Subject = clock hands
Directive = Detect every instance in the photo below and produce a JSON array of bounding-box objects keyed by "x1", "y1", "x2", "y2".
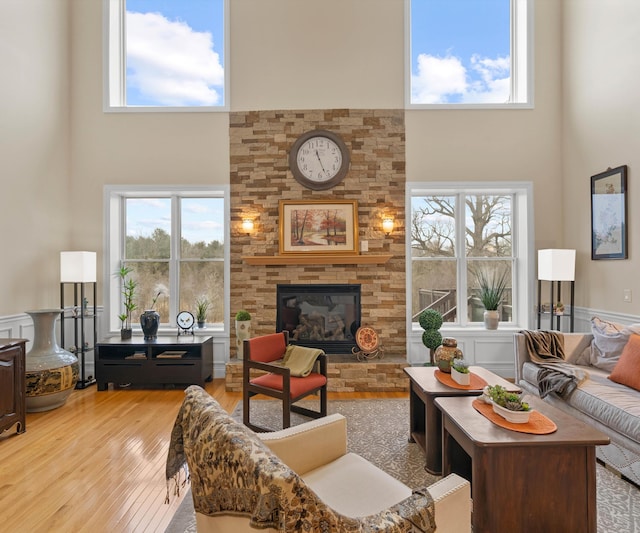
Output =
[{"x1": 315, "y1": 150, "x2": 329, "y2": 176}]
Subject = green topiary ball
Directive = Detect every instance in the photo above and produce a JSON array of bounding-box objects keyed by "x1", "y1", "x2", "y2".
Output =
[
  {"x1": 422, "y1": 329, "x2": 443, "y2": 351},
  {"x1": 419, "y1": 309, "x2": 443, "y2": 331}
]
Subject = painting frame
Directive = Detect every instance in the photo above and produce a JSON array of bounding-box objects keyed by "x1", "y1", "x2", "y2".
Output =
[
  {"x1": 591, "y1": 165, "x2": 628, "y2": 260},
  {"x1": 279, "y1": 199, "x2": 359, "y2": 255}
]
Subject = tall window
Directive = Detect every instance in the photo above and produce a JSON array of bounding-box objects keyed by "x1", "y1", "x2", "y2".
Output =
[
  {"x1": 105, "y1": 0, "x2": 227, "y2": 110},
  {"x1": 409, "y1": 183, "x2": 532, "y2": 327},
  {"x1": 407, "y1": 0, "x2": 532, "y2": 107},
  {"x1": 106, "y1": 187, "x2": 229, "y2": 333}
]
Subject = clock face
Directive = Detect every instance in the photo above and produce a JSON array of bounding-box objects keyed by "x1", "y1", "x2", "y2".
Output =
[
  {"x1": 289, "y1": 130, "x2": 350, "y2": 190},
  {"x1": 177, "y1": 311, "x2": 194, "y2": 330}
]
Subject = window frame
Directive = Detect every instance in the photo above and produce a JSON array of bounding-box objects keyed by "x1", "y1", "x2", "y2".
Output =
[
  {"x1": 406, "y1": 181, "x2": 534, "y2": 332},
  {"x1": 102, "y1": 0, "x2": 230, "y2": 112},
  {"x1": 104, "y1": 185, "x2": 230, "y2": 337},
  {"x1": 404, "y1": 0, "x2": 534, "y2": 109}
]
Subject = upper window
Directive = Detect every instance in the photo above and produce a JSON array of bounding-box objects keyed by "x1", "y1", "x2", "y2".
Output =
[
  {"x1": 105, "y1": 0, "x2": 227, "y2": 110},
  {"x1": 105, "y1": 186, "x2": 229, "y2": 334},
  {"x1": 407, "y1": 0, "x2": 532, "y2": 108},
  {"x1": 408, "y1": 183, "x2": 533, "y2": 327}
]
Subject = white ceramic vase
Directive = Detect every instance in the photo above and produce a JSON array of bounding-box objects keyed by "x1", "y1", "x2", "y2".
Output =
[
  {"x1": 25, "y1": 309, "x2": 79, "y2": 412},
  {"x1": 451, "y1": 367, "x2": 471, "y2": 386},
  {"x1": 235, "y1": 319, "x2": 252, "y2": 358},
  {"x1": 483, "y1": 310, "x2": 499, "y2": 330},
  {"x1": 492, "y1": 402, "x2": 533, "y2": 424}
]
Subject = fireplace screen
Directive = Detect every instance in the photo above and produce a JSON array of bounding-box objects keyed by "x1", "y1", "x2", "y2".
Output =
[{"x1": 276, "y1": 284, "x2": 361, "y2": 354}]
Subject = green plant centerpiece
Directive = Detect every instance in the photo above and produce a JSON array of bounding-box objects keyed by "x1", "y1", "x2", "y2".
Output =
[
  {"x1": 116, "y1": 265, "x2": 137, "y2": 339},
  {"x1": 485, "y1": 384, "x2": 533, "y2": 424},
  {"x1": 235, "y1": 310, "x2": 252, "y2": 359},
  {"x1": 418, "y1": 308, "x2": 443, "y2": 366},
  {"x1": 195, "y1": 296, "x2": 210, "y2": 327},
  {"x1": 475, "y1": 268, "x2": 509, "y2": 330},
  {"x1": 450, "y1": 357, "x2": 470, "y2": 385}
]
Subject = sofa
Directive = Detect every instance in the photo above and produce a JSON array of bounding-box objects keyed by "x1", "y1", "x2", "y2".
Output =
[
  {"x1": 167, "y1": 385, "x2": 471, "y2": 532},
  {"x1": 515, "y1": 322, "x2": 640, "y2": 486}
]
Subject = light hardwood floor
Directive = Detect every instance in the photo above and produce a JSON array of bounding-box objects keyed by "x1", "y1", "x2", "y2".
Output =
[{"x1": 0, "y1": 380, "x2": 407, "y2": 533}]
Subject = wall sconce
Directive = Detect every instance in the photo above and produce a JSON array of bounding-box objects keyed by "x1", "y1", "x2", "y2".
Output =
[
  {"x1": 242, "y1": 218, "x2": 254, "y2": 236},
  {"x1": 382, "y1": 217, "x2": 394, "y2": 236}
]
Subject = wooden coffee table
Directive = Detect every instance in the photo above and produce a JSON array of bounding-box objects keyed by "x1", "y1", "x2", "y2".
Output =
[
  {"x1": 404, "y1": 365, "x2": 519, "y2": 474},
  {"x1": 435, "y1": 395, "x2": 610, "y2": 533}
]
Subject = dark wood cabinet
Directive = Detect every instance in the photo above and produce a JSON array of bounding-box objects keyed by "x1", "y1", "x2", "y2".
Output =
[
  {"x1": 95, "y1": 336, "x2": 213, "y2": 390},
  {"x1": 0, "y1": 339, "x2": 27, "y2": 435}
]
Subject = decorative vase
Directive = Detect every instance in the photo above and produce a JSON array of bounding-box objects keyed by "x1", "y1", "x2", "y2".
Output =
[
  {"x1": 434, "y1": 337, "x2": 462, "y2": 373},
  {"x1": 140, "y1": 310, "x2": 160, "y2": 340},
  {"x1": 483, "y1": 310, "x2": 499, "y2": 330},
  {"x1": 492, "y1": 402, "x2": 533, "y2": 424},
  {"x1": 121, "y1": 328, "x2": 132, "y2": 340},
  {"x1": 197, "y1": 321, "x2": 205, "y2": 329},
  {"x1": 235, "y1": 319, "x2": 251, "y2": 359},
  {"x1": 451, "y1": 367, "x2": 471, "y2": 386},
  {"x1": 25, "y1": 309, "x2": 79, "y2": 412}
]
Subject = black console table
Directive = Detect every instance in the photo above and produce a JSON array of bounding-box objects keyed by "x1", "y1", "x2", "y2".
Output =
[{"x1": 95, "y1": 336, "x2": 213, "y2": 390}]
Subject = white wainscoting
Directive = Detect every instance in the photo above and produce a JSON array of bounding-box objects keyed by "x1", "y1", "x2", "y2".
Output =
[{"x1": 0, "y1": 309, "x2": 231, "y2": 381}]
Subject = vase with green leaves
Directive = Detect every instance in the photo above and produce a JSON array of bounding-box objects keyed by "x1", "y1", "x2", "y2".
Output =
[
  {"x1": 475, "y1": 268, "x2": 509, "y2": 330},
  {"x1": 116, "y1": 265, "x2": 137, "y2": 339},
  {"x1": 195, "y1": 296, "x2": 210, "y2": 328}
]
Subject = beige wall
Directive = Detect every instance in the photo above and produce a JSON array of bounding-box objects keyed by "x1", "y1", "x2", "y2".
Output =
[
  {"x1": 0, "y1": 0, "x2": 71, "y2": 315},
  {"x1": 563, "y1": 0, "x2": 640, "y2": 313},
  {"x1": 7, "y1": 0, "x2": 634, "y2": 321}
]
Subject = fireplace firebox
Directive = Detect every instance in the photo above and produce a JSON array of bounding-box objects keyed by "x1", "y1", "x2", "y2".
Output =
[{"x1": 276, "y1": 284, "x2": 361, "y2": 354}]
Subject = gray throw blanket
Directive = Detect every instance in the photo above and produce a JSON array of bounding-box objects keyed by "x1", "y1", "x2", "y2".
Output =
[{"x1": 519, "y1": 330, "x2": 588, "y2": 399}]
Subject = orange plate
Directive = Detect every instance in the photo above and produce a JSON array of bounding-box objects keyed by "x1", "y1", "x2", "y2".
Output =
[
  {"x1": 472, "y1": 398, "x2": 558, "y2": 434},
  {"x1": 434, "y1": 368, "x2": 488, "y2": 390}
]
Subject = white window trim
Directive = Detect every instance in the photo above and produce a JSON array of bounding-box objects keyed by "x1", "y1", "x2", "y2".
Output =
[
  {"x1": 102, "y1": 0, "x2": 230, "y2": 113},
  {"x1": 405, "y1": 181, "x2": 535, "y2": 334},
  {"x1": 404, "y1": 0, "x2": 535, "y2": 110},
  {"x1": 103, "y1": 184, "x2": 230, "y2": 338}
]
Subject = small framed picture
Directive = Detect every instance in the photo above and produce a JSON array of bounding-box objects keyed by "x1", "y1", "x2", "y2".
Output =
[
  {"x1": 591, "y1": 165, "x2": 628, "y2": 260},
  {"x1": 278, "y1": 200, "x2": 359, "y2": 255}
]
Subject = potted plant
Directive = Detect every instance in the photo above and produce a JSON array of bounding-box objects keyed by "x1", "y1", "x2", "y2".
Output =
[
  {"x1": 554, "y1": 301, "x2": 565, "y2": 315},
  {"x1": 485, "y1": 384, "x2": 533, "y2": 423},
  {"x1": 475, "y1": 268, "x2": 509, "y2": 330},
  {"x1": 235, "y1": 310, "x2": 252, "y2": 358},
  {"x1": 418, "y1": 308, "x2": 443, "y2": 366},
  {"x1": 451, "y1": 358, "x2": 470, "y2": 385},
  {"x1": 195, "y1": 296, "x2": 210, "y2": 328},
  {"x1": 116, "y1": 265, "x2": 137, "y2": 339}
]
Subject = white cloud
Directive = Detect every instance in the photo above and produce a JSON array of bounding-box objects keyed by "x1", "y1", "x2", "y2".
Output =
[
  {"x1": 411, "y1": 53, "x2": 510, "y2": 104},
  {"x1": 126, "y1": 12, "x2": 224, "y2": 106}
]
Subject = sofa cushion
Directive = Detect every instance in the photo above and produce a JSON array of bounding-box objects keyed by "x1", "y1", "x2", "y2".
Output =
[
  {"x1": 302, "y1": 452, "x2": 412, "y2": 518},
  {"x1": 590, "y1": 317, "x2": 631, "y2": 371},
  {"x1": 609, "y1": 334, "x2": 640, "y2": 392}
]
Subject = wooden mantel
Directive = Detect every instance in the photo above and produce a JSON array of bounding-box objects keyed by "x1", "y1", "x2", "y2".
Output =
[{"x1": 242, "y1": 254, "x2": 393, "y2": 266}]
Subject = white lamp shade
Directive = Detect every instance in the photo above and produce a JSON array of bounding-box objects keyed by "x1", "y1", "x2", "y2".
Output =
[
  {"x1": 60, "y1": 251, "x2": 97, "y2": 282},
  {"x1": 538, "y1": 249, "x2": 576, "y2": 281}
]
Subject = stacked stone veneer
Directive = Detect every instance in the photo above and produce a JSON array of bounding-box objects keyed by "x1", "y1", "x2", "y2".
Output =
[
  {"x1": 229, "y1": 109, "x2": 406, "y2": 392},
  {"x1": 225, "y1": 360, "x2": 410, "y2": 393}
]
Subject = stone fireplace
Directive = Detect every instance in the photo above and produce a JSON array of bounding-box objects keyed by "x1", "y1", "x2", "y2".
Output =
[{"x1": 276, "y1": 284, "x2": 361, "y2": 354}]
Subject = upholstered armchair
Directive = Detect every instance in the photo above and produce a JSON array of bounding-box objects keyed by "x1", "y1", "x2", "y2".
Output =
[
  {"x1": 167, "y1": 386, "x2": 472, "y2": 533},
  {"x1": 243, "y1": 331, "x2": 327, "y2": 432}
]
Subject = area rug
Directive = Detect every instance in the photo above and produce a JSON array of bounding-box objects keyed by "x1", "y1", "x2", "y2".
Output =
[{"x1": 165, "y1": 399, "x2": 640, "y2": 533}]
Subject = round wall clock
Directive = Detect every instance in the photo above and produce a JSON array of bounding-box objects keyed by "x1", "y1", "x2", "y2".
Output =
[{"x1": 289, "y1": 129, "x2": 350, "y2": 190}]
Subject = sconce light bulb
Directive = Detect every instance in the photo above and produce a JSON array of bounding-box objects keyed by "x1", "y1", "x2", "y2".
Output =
[
  {"x1": 382, "y1": 217, "x2": 394, "y2": 235},
  {"x1": 242, "y1": 218, "x2": 254, "y2": 235}
]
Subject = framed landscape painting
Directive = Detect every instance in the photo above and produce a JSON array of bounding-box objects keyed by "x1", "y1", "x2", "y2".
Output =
[
  {"x1": 279, "y1": 200, "x2": 359, "y2": 255},
  {"x1": 591, "y1": 165, "x2": 628, "y2": 260}
]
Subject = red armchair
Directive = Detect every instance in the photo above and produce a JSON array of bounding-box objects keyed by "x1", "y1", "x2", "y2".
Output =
[{"x1": 243, "y1": 331, "x2": 327, "y2": 432}]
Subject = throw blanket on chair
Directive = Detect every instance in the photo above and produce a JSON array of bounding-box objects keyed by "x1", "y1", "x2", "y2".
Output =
[
  {"x1": 166, "y1": 385, "x2": 436, "y2": 533},
  {"x1": 519, "y1": 330, "x2": 588, "y2": 399},
  {"x1": 282, "y1": 344, "x2": 324, "y2": 377}
]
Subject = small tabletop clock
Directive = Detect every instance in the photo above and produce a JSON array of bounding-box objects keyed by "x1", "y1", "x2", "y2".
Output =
[
  {"x1": 289, "y1": 129, "x2": 350, "y2": 190},
  {"x1": 177, "y1": 311, "x2": 195, "y2": 336},
  {"x1": 352, "y1": 326, "x2": 385, "y2": 361}
]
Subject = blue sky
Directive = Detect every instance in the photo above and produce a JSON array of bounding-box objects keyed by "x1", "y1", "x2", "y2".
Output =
[
  {"x1": 411, "y1": 0, "x2": 511, "y2": 104},
  {"x1": 126, "y1": 198, "x2": 225, "y2": 245},
  {"x1": 125, "y1": 0, "x2": 224, "y2": 106}
]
